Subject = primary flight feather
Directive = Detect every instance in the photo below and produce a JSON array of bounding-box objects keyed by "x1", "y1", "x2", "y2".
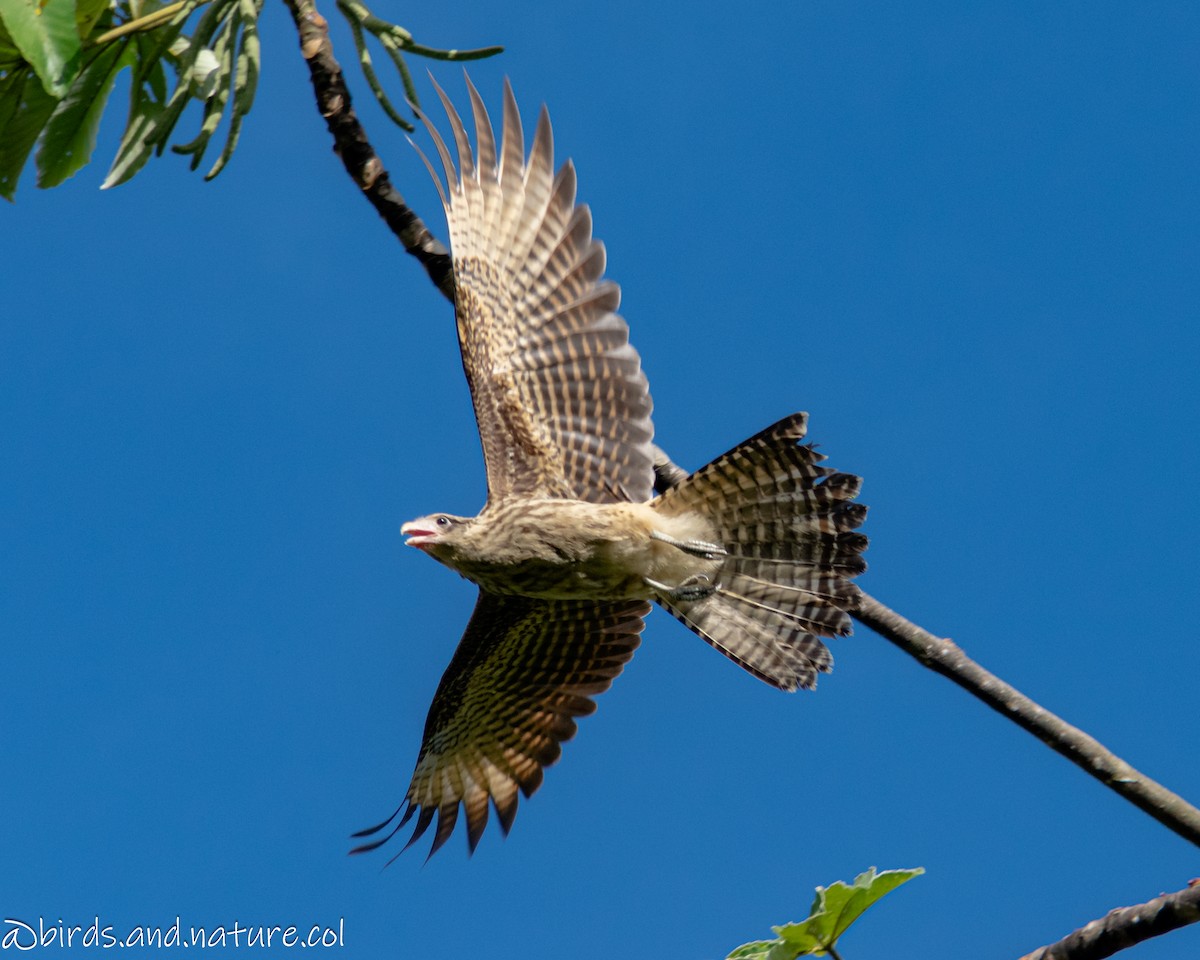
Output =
[{"x1": 352, "y1": 76, "x2": 868, "y2": 861}]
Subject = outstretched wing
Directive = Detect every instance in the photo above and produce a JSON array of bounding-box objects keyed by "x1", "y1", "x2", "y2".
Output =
[
  {"x1": 417, "y1": 76, "x2": 655, "y2": 504},
  {"x1": 352, "y1": 591, "x2": 649, "y2": 859}
]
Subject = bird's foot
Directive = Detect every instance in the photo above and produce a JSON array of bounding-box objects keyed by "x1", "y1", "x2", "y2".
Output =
[
  {"x1": 649, "y1": 530, "x2": 727, "y2": 560},
  {"x1": 645, "y1": 574, "x2": 716, "y2": 602}
]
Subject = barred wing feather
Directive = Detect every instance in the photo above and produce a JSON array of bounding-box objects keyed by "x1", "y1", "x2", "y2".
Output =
[
  {"x1": 352, "y1": 592, "x2": 648, "y2": 859},
  {"x1": 417, "y1": 77, "x2": 656, "y2": 505}
]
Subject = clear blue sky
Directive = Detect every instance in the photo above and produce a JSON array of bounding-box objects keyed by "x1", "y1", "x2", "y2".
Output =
[{"x1": 4, "y1": 2, "x2": 1199, "y2": 957}]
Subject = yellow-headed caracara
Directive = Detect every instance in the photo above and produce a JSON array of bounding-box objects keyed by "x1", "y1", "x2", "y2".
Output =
[{"x1": 352, "y1": 77, "x2": 867, "y2": 860}]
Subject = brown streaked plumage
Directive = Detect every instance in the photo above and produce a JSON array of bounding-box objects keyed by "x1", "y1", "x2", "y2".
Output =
[{"x1": 352, "y1": 77, "x2": 868, "y2": 861}]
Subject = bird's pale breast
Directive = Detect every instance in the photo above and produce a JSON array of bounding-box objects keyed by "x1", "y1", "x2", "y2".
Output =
[{"x1": 445, "y1": 499, "x2": 718, "y2": 601}]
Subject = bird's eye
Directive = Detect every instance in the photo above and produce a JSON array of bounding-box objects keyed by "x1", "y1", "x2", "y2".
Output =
[{"x1": 436, "y1": 516, "x2": 451, "y2": 527}]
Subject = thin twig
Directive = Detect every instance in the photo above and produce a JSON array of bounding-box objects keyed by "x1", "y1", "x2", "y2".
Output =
[
  {"x1": 279, "y1": 0, "x2": 454, "y2": 301},
  {"x1": 90, "y1": 0, "x2": 212, "y2": 46},
  {"x1": 337, "y1": 0, "x2": 502, "y2": 62},
  {"x1": 1017, "y1": 881, "x2": 1200, "y2": 960}
]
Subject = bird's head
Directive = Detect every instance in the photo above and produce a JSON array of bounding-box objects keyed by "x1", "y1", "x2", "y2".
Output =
[{"x1": 400, "y1": 513, "x2": 473, "y2": 561}]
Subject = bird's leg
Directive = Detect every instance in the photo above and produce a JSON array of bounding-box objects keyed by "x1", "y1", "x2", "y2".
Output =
[
  {"x1": 652, "y1": 445, "x2": 690, "y2": 494},
  {"x1": 649, "y1": 529, "x2": 727, "y2": 561},
  {"x1": 645, "y1": 574, "x2": 716, "y2": 602}
]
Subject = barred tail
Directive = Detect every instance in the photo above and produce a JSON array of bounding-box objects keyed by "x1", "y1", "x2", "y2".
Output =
[{"x1": 651, "y1": 413, "x2": 867, "y2": 692}]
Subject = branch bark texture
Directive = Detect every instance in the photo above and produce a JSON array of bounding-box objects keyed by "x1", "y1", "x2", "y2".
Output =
[
  {"x1": 1018, "y1": 881, "x2": 1200, "y2": 960},
  {"x1": 280, "y1": 0, "x2": 454, "y2": 302},
  {"x1": 853, "y1": 594, "x2": 1200, "y2": 849}
]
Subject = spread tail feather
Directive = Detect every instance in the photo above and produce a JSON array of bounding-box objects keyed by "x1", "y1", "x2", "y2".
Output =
[{"x1": 652, "y1": 413, "x2": 867, "y2": 691}]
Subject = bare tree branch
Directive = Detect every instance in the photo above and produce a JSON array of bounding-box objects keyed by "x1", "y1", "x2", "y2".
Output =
[
  {"x1": 655, "y1": 448, "x2": 1200, "y2": 850},
  {"x1": 280, "y1": 0, "x2": 454, "y2": 302},
  {"x1": 1018, "y1": 881, "x2": 1200, "y2": 960},
  {"x1": 853, "y1": 593, "x2": 1200, "y2": 849}
]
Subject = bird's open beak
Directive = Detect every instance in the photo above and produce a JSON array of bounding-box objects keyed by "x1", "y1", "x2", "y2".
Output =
[{"x1": 401, "y1": 521, "x2": 437, "y2": 548}]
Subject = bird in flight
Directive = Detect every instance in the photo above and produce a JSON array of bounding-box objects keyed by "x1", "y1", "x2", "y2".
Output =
[{"x1": 352, "y1": 76, "x2": 867, "y2": 861}]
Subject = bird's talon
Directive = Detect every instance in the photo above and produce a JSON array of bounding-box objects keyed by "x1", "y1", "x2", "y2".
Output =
[
  {"x1": 649, "y1": 530, "x2": 727, "y2": 560},
  {"x1": 645, "y1": 574, "x2": 716, "y2": 602}
]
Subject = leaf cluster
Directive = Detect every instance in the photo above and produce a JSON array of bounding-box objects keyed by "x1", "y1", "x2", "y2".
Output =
[
  {"x1": 725, "y1": 867, "x2": 924, "y2": 959},
  {"x1": 335, "y1": 0, "x2": 501, "y2": 132},
  {"x1": 0, "y1": 0, "x2": 501, "y2": 198},
  {"x1": 0, "y1": 0, "x2": 259, "y2": 196}
]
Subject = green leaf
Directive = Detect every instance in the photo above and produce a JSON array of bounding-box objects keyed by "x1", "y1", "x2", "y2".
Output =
[
  {"x1": 169, "y1": 8, "x2": 236, "y2": 167},
  {"x1": 0, "y1": 67, "x2": 59, "y2": 199},
  {"x1": 100, "y1": 0, "x2": 226, "y2": 189},
  {"x1": 144, "y1": 51, "x2": 167, "y2": 101},
  {"x1": 0, "y1": 21, "x2": 25, "y2": 69},
  {"x1": 136, "y1": 0, "x2": 238, "y2": 162},
  {"x1": 0, "y1": 0, "x2": 82, "y2": 96},
  {"x1": 189, "y1": 43, "x2": 220, "y2": 97},
  {"x1": 134, "y1": 1, "x2": 198, "y2": 88},
  {"x1": 74, "y1": 0, "x2": 109, "y2": 35},
  {"x1": 725, "y1": 942, "x2": 774, "y2": 960},
  {"x1": 775, "y1": 866, "x2": 924, "y2": 952},
  {"x1": 1, "y1": 0, "x2": 106, "y2": 73},
  {"x1": 37, "y1": 41, "x2": 132, "y2": 187},
  {"x1": 101, "y1": 77, "x2": 165, "y2": 189},
  {"x1": 203, "y1": 0, "x2": 256, "y2": 179},
  {"x1": 0, "y1": 57, "x2": 25, "y2": 130},
  {"x1": 725, "y1": 867, "x2": 924, "y2": 960}
]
